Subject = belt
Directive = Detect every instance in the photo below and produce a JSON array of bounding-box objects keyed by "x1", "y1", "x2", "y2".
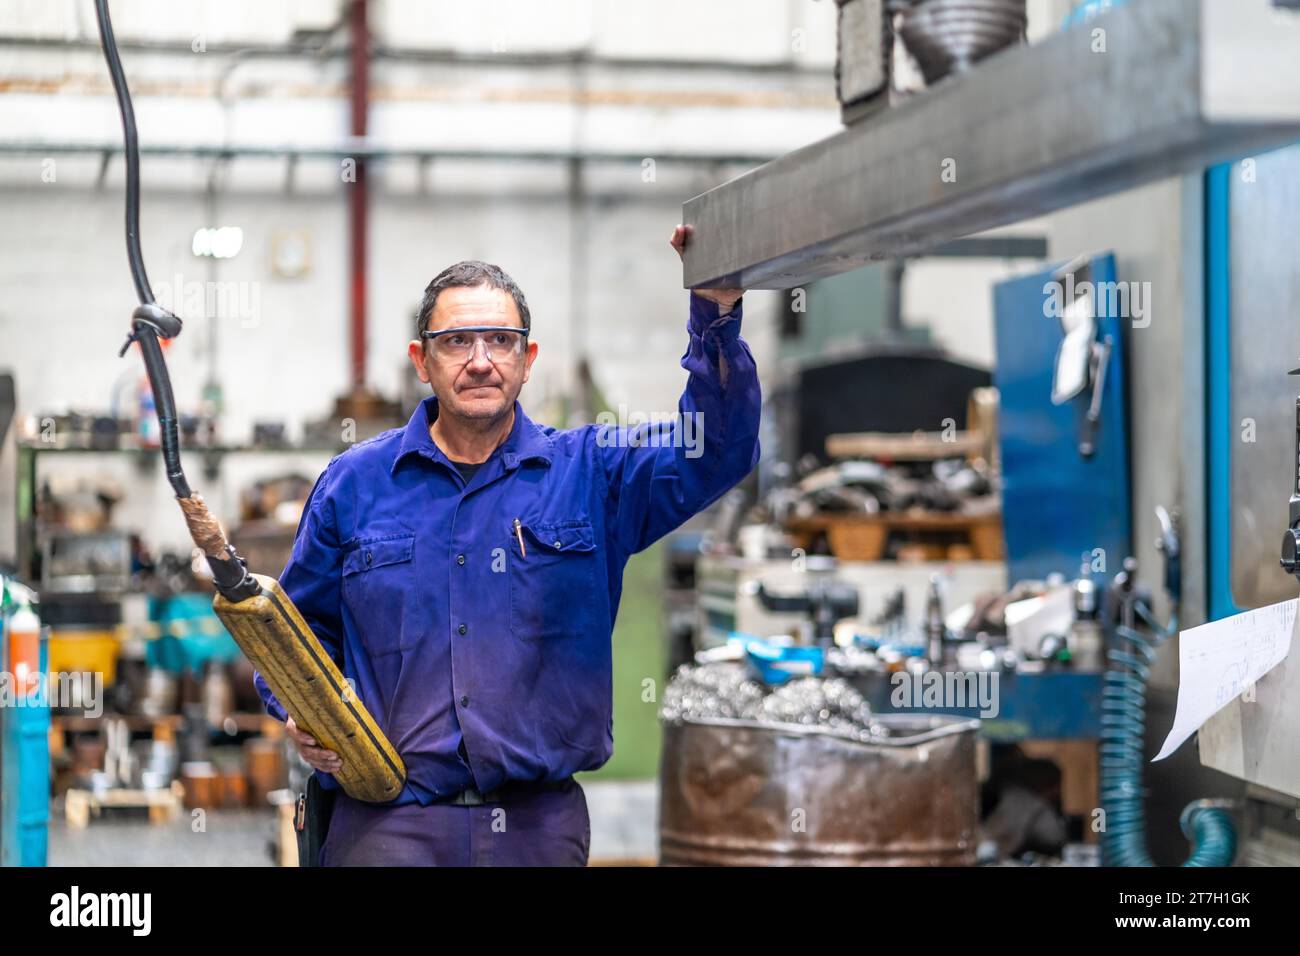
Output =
[{"x1": 441, "y1": 777, "x2": 574, "y2": 807}]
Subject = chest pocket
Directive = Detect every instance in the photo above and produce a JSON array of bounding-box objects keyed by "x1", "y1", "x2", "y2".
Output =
[
  {"x1": 508, "y1": 519, "x2": 601, "y2": 641},
  {"x1": 342, "y1": 532, "x2": 417, "y2": 656}
]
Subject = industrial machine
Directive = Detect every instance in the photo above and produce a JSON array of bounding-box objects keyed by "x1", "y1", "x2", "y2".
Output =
[
  {"x1": 695, "y1": 554, "x2": 1006, "y2": 651},
  {"x1": 834, "y1": 0, "x2": 1028, "y2": 125},
  {"x1": 682, "y1": 0, "x2": 1300, "y2": 865},
  {"x1": 1192, "y1": 148, "x2": 1300, "y2": 863},
  {"x1": 1198, "y1": 374, "x2": 1300, "y2": 807}
]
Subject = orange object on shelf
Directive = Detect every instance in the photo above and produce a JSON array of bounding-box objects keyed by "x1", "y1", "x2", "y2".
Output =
[
  {"x1": 784, "y1": 510, "x2": 1005, "y2": 563},
  {"x1": 7, "y1": 604, "x2": 42, "y2": 698}
]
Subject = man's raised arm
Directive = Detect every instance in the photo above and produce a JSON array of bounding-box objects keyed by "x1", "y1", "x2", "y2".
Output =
[{"x1": 598, "y1": 226, "x2": 760, "y2": 557}]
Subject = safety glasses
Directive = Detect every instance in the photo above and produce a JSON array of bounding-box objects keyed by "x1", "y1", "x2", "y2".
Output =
[{"x1": 420, "y1": 325, "x2": 529, "y2": 363}]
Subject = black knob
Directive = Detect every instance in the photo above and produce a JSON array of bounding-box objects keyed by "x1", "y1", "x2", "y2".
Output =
[{"x1": 1281, "y1": 528, "x2": 1300, "y2": 575}]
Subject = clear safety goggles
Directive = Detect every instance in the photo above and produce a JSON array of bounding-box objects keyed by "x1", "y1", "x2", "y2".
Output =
[{"x1": 420, "y1": 325, "x2": 529, "y2": 363}]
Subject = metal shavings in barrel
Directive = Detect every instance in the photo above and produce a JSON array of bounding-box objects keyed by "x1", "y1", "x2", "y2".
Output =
[{"x1": 660, "y1": 661, "x2": 890, "y2": 740}]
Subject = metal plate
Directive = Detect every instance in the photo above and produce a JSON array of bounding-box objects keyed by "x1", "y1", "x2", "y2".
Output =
[
  {"x1": 1228, "y1": 144, "x2": 1300, "y2": 610},
  {"x1": 1200, "y1": 604, "x2": 1300, "y2": 799}
]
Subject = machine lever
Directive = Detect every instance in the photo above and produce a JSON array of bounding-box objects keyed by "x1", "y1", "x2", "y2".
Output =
[
  {"x1": 1279, "y1": 382, "x2": 1300, "y2": 578},
  {"x1": 1078, "y1": 336, "x2": 1112, "y2": 458}
]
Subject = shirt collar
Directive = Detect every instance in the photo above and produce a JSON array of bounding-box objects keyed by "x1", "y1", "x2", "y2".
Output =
[{"x1": 392, "y1": 394, "x2": 553, "y2": 476}]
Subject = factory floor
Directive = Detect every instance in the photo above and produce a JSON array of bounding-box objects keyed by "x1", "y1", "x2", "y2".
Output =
[{"x1": 47, "y1": 779, "x2": 658, "y2": 867}]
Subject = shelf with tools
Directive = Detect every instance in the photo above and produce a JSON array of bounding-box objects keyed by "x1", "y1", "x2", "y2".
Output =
[
  {"x1": 14, "y1": 440, "x2": 339, "y2": 585},
  {"x1": 12, "y1": 437, "x2": 337, "y2": 830}
]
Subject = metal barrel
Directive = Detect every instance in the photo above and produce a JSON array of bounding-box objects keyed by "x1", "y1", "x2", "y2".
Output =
[{"x1": 658, "y1": 713, "x2": 980, "y2": 866}]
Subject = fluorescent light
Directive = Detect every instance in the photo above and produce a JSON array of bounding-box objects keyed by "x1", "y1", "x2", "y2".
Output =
[{"x1": 192, "y1": 226, "x2": 244, "y2": 259}]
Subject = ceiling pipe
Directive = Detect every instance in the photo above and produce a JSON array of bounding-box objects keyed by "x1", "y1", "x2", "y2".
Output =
[
  {"x1": 348, "y1": 0, "x2": 369, "y2": 392},
  {"x1": 0, "y1": 34, "x2": 832, "y2": 76},
  {"x1": 0, "y1": 141, "x2": 772, "y2": 164}
]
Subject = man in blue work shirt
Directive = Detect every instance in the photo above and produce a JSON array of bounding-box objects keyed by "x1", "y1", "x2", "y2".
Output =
[{"x1": 254, "y1": 225, "x2": 759, "y2": 865}]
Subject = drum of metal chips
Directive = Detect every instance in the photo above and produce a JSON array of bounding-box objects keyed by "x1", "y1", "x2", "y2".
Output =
[{"x1": 660, "y1": 662, "x2": 890, "y2": 739}]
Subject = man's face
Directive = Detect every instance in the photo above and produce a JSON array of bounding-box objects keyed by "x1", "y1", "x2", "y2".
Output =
[{"x1": 407, "y1": 283, "x2": 538, "y2": 423}]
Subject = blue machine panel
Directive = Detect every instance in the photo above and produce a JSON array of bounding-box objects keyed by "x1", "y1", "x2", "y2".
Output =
[
  {"x1": 1, "y1": 625, "x2": 49, "y2": 867},
  {"x1": 993, "y1": 255, "x2": 1132, "y2": 584},
  {"x1": 861, "y1": 670, "x2": 1102, "y2": 741}
]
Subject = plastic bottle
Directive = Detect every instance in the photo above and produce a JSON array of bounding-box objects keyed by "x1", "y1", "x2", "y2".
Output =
[{"x1": 6, "y1": 592, "x2": 41, "y2": 699}]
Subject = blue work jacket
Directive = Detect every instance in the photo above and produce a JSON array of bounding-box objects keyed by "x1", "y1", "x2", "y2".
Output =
[{"x1": 255, "y1": 292, "x2": 760, "y2": 804}]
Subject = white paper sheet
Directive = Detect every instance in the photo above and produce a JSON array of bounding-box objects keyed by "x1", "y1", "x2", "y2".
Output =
[{"x1": 1154, "y1": 597, "x2": 1297, "y2": 761}]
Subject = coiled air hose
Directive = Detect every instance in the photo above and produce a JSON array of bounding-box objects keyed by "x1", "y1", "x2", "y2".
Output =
[{"x1": 1100, "y1": 592, "x2": 1237, "y2": 867}]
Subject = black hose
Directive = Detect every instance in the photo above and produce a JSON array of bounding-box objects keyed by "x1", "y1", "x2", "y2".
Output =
[
  {"x1": 93, "y1": 1, "x2": 261, "y2": 603},
  {"x1": 94, "y1": 0, "x2": 153, "y2": 306},
  {"x1": 94, "y1": 0, "x2": 191, "y2": 498},
  {"x1": 133, "y1": 324, "x2": 191, "y2": 498}
]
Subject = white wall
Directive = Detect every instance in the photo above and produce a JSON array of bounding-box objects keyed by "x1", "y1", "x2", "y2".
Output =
[
  {"x1": 900, "y1": 243, "x2": 1051, "y2": 370},
  {"x1": 0, "y1": 0, "x2": 839, "y2": 559}
]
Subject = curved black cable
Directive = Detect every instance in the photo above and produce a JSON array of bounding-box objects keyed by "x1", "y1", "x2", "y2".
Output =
[
  {"x1": 94, "y1": 0, "x2": 152, "y2": 306},
  {"x1": 94, "y1": 0, "x2": 191, "y2": 498}
]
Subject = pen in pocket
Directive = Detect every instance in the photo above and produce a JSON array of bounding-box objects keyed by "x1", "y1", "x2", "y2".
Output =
[{"x1": 513, "y1": 517, "x2": 526, "y2": 558}]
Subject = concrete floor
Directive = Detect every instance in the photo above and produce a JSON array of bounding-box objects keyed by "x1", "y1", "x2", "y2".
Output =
[{"x1": 48, "y1": 780, "x2": 658, "y2": 867}]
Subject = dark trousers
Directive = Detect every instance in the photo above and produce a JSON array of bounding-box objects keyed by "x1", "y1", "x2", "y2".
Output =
[{"x1": 319, "y1": 778, "x2": 590, "y2": 866}]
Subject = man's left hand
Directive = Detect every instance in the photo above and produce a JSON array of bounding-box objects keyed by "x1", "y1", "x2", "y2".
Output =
[{"x1": 671, "y1": 224, "x2": 745, "y2": 312}]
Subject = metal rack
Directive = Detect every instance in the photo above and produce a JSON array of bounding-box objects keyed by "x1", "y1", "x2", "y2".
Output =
[{"x1": 14, "y1": 442, "x2": 338, "y2": 585}]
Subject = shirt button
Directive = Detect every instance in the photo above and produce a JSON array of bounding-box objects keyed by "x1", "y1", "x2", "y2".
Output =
[
  {"x1": 456, "y1": 554, "x2": 466, "y2": 565},
  {"x1": 554, "y1": 540, "x2": 562, "y2": 548},
  {"x1": 460, "y1": 695, "x2": 469, "y2": 707},
  {"x1": 365, "y1": 551, "x2": 373, "y2": 564},
  {"x1": 458, "y1": 623, "x2": 467, "y2": 635}
]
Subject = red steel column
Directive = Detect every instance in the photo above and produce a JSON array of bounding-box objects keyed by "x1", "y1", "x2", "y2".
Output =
[{"x1": 348, "y1": 0, "x2": 369, "y2": 390}]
